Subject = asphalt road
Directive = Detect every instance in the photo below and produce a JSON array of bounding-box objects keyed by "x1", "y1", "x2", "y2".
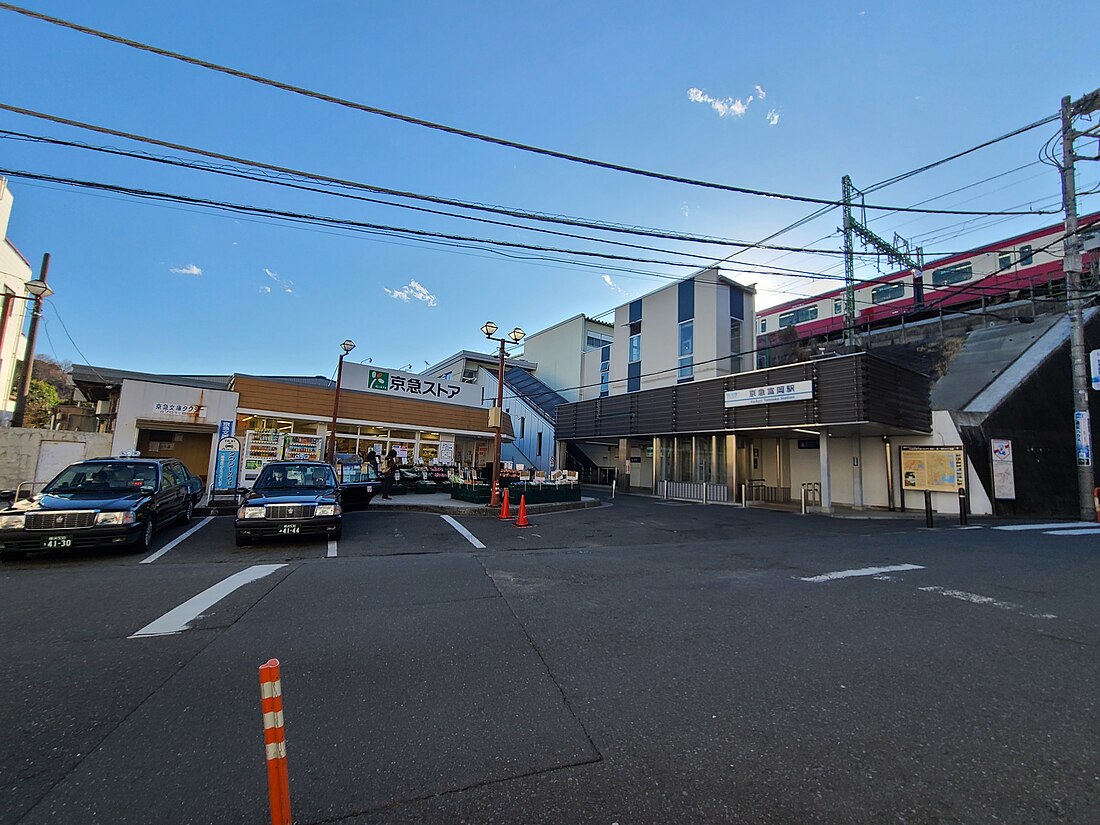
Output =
[{"x1": 1, "y1": 494, "x2": 1098, "y2": 824}]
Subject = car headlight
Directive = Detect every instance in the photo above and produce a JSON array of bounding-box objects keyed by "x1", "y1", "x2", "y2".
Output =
[
  {"x1": 0, "y1": 514, "x2": 25, "y2": 530},
  {"x1": 239, "y1": 506, "x2": 266, "y2": 519},
  {"x1": 95, "y1": 511, "x2": 136, "y2": 525},
  {"x1": 315, "y1": 504, "x2": 340, "y2": 517}
]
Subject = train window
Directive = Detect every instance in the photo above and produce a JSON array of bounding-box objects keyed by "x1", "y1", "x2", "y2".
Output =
[
  {"x1": 871, "y1": 283, "x2": 905, "y2": 304},
  {"x1": 1019, "y1": 245, "x2": 1034, "y2": 265},
  {"x1": 833, "y1": 298, "x2": 843, "y2": 316},
  {"x1": 759, "y1": 319, "x2": 767, "y2": 334},
  {"x1": 778, "y1": 306, "x2": 818, "y2": 328},
  {"x1": 997, "y1": 252, "x2": 1013, "y2": 270},
  {"x1": 931, "y1": 262, "x2": 972, "y2": 286}
]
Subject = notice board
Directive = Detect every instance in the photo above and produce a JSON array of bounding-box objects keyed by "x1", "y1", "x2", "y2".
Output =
[{"x1": 900, "y1": 446, "x2": 965, "y2": 492}]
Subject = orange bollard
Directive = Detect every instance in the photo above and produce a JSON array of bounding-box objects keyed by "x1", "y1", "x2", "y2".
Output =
[
  {"x1": 259, "y1": 659, "x2": 292, "y2": 825},
  {"x1": 515, "y1": 494, "x2": 531, "y2": 528},
  {"x1": 497, "y1": 486, "x2": 511, "y2": 520}
]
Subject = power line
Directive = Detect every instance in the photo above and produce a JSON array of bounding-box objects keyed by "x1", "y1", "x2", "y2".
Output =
[
  {"x1": 0, "y1": 103, "x2": 773, "y2": 252},
  {"x1": 0, "y1": 3, "x2": 1055, "y2": 217},
  {"x1": 1, "y1": 165, "x2": 985, "y2": 261}
]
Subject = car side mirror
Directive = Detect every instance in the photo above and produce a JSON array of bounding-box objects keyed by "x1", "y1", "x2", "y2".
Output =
[
  {"x1": 140, "y1": 485, "x2": 155, "y2": 495},
  {"x1": 236, "y1": 487, "x2": 249, "y2": 496}
]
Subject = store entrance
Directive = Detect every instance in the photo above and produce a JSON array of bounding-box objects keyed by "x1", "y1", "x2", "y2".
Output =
[{"x1": 137, "y1": 427, "x2": 215, "y2": 484}]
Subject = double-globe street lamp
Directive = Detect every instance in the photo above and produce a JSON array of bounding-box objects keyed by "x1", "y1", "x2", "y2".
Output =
[
  {"x1": 326, "y1": 339, "x2": 356, "y2": 464},
  {"x1": 480, "y1": 321, "x2": 525, "y2": 509},
  {"x1": 10, "y1": 253, "x2": 53, "y2": 429}
]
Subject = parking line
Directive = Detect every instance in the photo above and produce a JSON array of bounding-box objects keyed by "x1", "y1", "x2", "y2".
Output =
[
  {"x1": 129, "y1": 564, "x2": 287, "y2": 638},
  {"x1": 799, "y1": 563, "x2": 925, "y2": 583},
  {"x1": 139, "y1": 516, "x2": 214, "y2": 564},
  {"x1": 918, "y1": 585, "x2": 1056, "y2": 620},
  {"x1": 440, "y1": 515, "x2": 486, "y2": 549},
  {"x1": 1043, "y1": 527, "x2": 1100, "y2": 536},
  {"x1": 993, "y1": 522, "x2": 1097, "y2": 531},
  {"x1": 327, "y1": 539, "x2": 338, "y2": 558}
]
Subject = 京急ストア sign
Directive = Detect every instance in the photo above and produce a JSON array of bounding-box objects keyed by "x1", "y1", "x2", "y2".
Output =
[{"x1": 341, "y1": 362, "x2": 483, "y2": 407}]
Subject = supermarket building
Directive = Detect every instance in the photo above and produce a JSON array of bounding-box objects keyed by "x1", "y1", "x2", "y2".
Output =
[{"x1": 69, "y1": 363, "x2": 512, "y2": 490}]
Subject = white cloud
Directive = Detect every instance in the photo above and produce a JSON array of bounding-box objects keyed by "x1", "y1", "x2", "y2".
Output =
[
  {"x1": 170, "y1": 263, "x2": 202, "y2": 276},
  {"x1": 259, "y1": 285, "x2": 272, "y2": 294},
  {"x1": 384, "y1": 279, "x2": 437, "y2": 307},
  {"x1": 601, "y1": 274, "x2": 626, "y2": 294},
  {"x1": 681, "y1": 203, "x2": 691, "y2": 218},
  {"x1": 687, "y1": 87, "x2": 753, "y2": 118},
  {"x1": 754, "y1": 85, "x2": 766, "y2": 99},
  {"x1": 766, "y1": 109, "x2": 780, "y2": 126},
  {"x1": 262, "y1": 267, "x2": 295, "y2": 295}
]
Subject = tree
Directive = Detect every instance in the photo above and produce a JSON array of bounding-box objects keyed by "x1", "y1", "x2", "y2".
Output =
[
  {"x1": 25, "y1": 379, "x2": 59, "y2": 429},
  {"x1": 32, "y1": 356, "x2": 73, "y2": 401}
]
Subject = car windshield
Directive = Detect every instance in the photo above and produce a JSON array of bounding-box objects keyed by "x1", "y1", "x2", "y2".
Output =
[
  {"x1": 256, "y1": 464, "x2": 336, "y2": 490},
  {"x1": 44, "y1": 462, "x2": 157, "y2": 494}
]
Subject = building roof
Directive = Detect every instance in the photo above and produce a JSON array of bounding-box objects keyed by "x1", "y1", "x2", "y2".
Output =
[
  {"x1": 421, "y1": 350, "x2": 537, "y2": 376},
  {"x1": 503, "y1": 366, "x2": 569, "y2": 420},
  {"x1": 70, "y1": 364, "x2": 232, "y2": 394}
]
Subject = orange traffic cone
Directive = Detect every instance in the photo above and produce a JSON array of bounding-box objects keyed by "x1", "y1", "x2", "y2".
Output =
[
  {"x1": 497, "y1": 486, "x2": 511, "y2": 520},
  {"x1": 515, "y1": 495, "x2": 531, "y2": 528}
]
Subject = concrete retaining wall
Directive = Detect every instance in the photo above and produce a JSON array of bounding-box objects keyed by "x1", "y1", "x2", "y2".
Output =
[{"x1": 0, "y1": 429, "x2": 113, "y2": 490}]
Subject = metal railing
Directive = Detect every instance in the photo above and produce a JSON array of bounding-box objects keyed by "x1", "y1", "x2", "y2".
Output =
[{"x1": 661, "y1": 480, "x2": 730, "y2": 504}]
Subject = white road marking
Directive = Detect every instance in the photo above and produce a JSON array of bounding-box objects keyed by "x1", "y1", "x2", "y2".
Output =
[
  {"x1": 993, "y1": 522, "x2": 1097, "y2": 531},
  {"x1": 129, "y1": 564, "x2": 286, "y2": 638},
  {"x1": 1043, "y1": 528, "x2": 1100, "y2": 536},
  {"x1": 326, "y1": 539, "x2": 338, "y2": 558},
  {"x1": 440, "y1": 515, "x2": 485, "y2": 549},
  {"x1": 918, "y1": 585, "x2": 1056, "y2": 620},
  {"x1": 954, "y1": 526, "x2": 984, "y2": 530},
  {"x1": 800, "y1": 563, "x2": 925, "y2": 583},
  {"x1": 139, "y1": 516, "x2": 214, "y2": 564}
]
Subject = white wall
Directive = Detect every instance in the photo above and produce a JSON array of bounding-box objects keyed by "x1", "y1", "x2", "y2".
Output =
[
  {"x1": 0, "y1": 180, "x2": 33, "y2": 420},
  {"x1": 0, "y1": 428, "x2": 113, "y2": 489},
  {"x1": 522, "y1": 315, "x2": 585, "y2": 402},
  {"x1": 480, "y1": 367, "x2": 555, "y2": 473},
  {"x1": 112, "y1": 380, "x2": 239, "y2": 485}
]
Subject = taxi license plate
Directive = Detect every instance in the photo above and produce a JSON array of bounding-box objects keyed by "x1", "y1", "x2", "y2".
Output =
[
  {"x1": 278, "y1": 524, "x2": 300, "y2": 535},
  {"x1": 44, "y1": 535, "x2": 72, "y2": 548}
]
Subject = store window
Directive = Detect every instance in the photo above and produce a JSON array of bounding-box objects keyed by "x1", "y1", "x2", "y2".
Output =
[
  {"x1": 730, "y1": 318, "x2": 742, "y2": 372},
  {"x1": 599, "y1": 344, "x2": 610, "y2": 398},
  {"x1": 520, "y1": 416, "x2": 525, "y2": 439},
  {"x1": 628, "y1": 333, "x2": 641, "y2": 363},
  {"x1": 537, "y1": 432, "x2": 543, "y2": 456}
]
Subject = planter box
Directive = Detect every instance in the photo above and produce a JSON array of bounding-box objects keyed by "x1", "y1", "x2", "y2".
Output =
[
  {"x1": 450, "y1": 483, "x2": 492, "y2": 504},
  {"x1": 506, "y1": 482, "x2": 581, "y2": 504}
]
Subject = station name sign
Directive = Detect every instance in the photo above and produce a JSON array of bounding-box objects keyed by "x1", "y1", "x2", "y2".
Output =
[
  {"x1": 725, "y1": 380, "x2": 813, "y2": 408},
  {"x1": 342, "y1": 362, "x2": 482, "y2": 407}
]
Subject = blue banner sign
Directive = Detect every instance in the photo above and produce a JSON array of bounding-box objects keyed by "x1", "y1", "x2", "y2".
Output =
[
  {"x1": 214, "y1": 436, "x2": 242, "y2": 490},
  {"x1": 219, "y1": 419, "x2": 234, "y2": 439},
  {"x1": 1074, "y1": 411, "x2": 1092, "y2": 467}
]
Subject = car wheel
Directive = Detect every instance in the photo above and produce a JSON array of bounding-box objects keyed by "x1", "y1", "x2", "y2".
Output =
[
  {"x1": 235, "y1": 534, "x2": 252, "y2": 547},
  {"x1": 180, "y1": 499, "x2": 194, "y2": 525},
  {"x1": 134, "y1": 518, "x2": 155, "y2": 553}
]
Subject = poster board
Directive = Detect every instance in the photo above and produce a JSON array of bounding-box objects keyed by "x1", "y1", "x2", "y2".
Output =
[
  {"x1": 991, "y1": 439, "x2": 1015, "y2": 500},
  {"x1": 900, "y1": 446, "x2": 965, "y2": 492}
]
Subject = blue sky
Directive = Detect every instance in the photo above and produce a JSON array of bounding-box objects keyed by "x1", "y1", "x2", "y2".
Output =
[{"x1": 0, "y1": 0, "x2": 1098, "y2": 376}]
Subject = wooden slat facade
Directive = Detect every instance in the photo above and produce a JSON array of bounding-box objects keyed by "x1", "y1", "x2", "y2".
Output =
[{"x1": 231, "y1": 375, "x2": 514, "y2": 437}]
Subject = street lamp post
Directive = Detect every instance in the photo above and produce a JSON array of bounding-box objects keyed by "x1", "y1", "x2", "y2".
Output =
[
  {"x1": 11, "y1": 253, "x2": 53, "y2": 429},
  {"x1": 480, "y1": 321, "x2": 525, "y2": 509},
  {"x1": 326, "y1": 339, "x2": 356, "y2": 463}
]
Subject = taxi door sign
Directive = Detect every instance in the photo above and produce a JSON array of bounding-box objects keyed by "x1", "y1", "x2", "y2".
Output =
[
  {"x1": 214, "y1": 436, "x2": 242, "y2": 490},
  {"x1": 1074, "y1": 412, "x2": 1092, "y2": 467}
]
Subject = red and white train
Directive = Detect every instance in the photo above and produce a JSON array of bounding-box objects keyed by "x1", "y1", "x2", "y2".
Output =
[{"x1": 756, "y1": 212, "x2": 1100, "y2": 352}]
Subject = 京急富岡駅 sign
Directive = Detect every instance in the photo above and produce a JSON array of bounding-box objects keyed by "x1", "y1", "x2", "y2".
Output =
[{"x1": 724, "y1": 380, "x2": 813, "y2": 408}]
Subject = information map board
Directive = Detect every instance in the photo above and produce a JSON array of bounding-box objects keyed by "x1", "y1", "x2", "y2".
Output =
[{"x1": 900, "y1": 446, "x2": 965, "y2": 492}]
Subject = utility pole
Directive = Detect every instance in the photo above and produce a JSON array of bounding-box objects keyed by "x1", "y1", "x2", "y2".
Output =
[
  {"x1": 10, "y1": 253, "x2": 51, "y2": 429},
  {"x1": 841, "y1": 176, "x2": 925, "y2": 349},
  {"x1": 1059, "y1": 88, "x2": 1100, "y2": 520}
]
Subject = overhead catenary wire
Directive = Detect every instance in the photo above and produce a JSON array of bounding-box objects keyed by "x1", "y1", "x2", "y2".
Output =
[{"x1": 0, "y1": 2, "x2": 1056, "y2": 218}]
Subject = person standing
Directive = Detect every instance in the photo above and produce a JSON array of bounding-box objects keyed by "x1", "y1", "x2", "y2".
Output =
[
  {"x1": 380, "y1": 448, "x2": 399, "y2": 500},
  {"x1": 365, "y1": 449, "x2": 380, "y2": 478}
]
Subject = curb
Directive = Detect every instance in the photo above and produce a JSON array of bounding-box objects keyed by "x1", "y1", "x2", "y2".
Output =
[{"x1": 197, "y1": 498, "x2": 601, "y2": 519}]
